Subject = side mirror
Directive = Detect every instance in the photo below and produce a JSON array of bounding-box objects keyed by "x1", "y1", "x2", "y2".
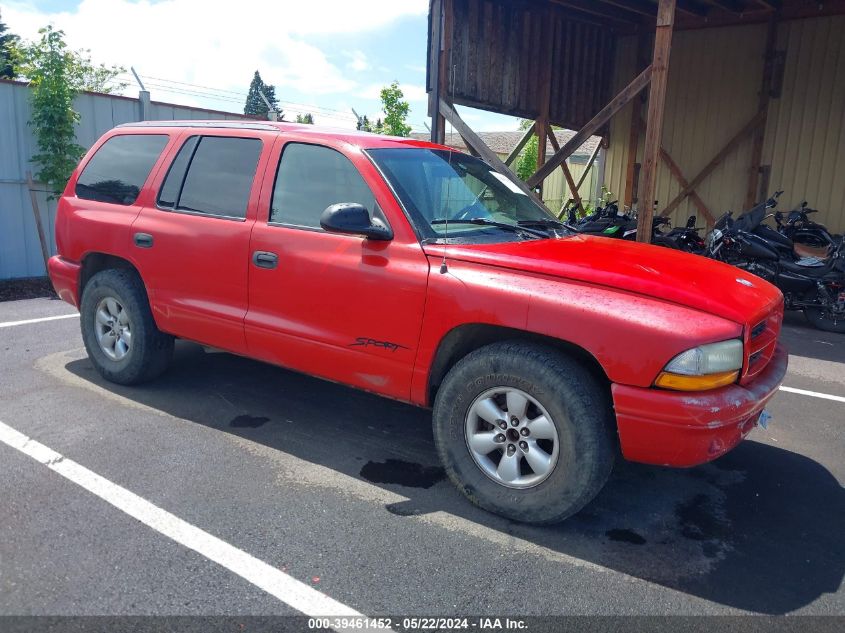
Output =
[{"x1": 320, "y1": 203, "x2": 393, "y2": 241}]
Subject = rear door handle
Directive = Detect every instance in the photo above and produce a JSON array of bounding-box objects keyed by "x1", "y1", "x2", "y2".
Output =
[
  {"x1": 134, "y1": 233, "x2": 154, "y2": 248},
  {"x1": 252, "y1": 251, "x2": 278, "y2": 269}
]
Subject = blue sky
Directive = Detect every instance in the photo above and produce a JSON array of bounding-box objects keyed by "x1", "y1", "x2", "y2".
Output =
[{"x1": 2, "y1": 0, "x2": 521, "y2": 132}]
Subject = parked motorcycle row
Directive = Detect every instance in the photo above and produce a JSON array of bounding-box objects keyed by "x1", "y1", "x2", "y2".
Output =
[{"x1": 563, "y1": 194, "x2": 845, "y2": 333}]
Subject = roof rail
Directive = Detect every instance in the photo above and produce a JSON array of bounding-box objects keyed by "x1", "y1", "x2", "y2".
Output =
[{"x1": 116, "y1": 120, "x2": 279, "y2": 131}]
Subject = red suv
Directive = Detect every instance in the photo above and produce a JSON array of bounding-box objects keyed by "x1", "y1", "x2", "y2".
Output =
[{"x1": 49, "y1": 121, "x2": 787, "y2": 524}]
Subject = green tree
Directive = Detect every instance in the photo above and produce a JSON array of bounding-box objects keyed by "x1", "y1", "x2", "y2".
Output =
[
  {"x1": 244, "y1": 70, "x2": 281, "y2": 118},
  {"x1": 379, "y1": 81, "x2": 411, "y2": 137},
  {"x1": 295, "y1": 112, "x2": 314, "y2": 124},
  {"x1": 516, "y1": 135, "x2": 538, "y2": 182},
  {"x1": 0, "y1": 10, "x2": 19, "y2": 79},
  {"x1": 12, "y1": 27, "x2": 86, "y2": 197}
]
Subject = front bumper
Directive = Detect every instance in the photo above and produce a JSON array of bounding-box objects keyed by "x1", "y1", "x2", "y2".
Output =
[
  {"x1": 47, "y1": 255, "x2": 81, "y2": 308},
  {"x1": 612, "y1": 344, "x2": 788, "y2": 467}
]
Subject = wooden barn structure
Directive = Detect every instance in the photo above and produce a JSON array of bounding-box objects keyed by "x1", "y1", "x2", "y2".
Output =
[{"x1": 426, "y1": 0, "x2": 845, "y2": 240}]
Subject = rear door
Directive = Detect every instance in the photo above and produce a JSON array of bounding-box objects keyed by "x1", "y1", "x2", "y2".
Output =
[
  {"x1": 130, "y1": 131, "x2": 268, "y2": 353},
  {"x1": 245, "y1": 139, "x2": 430, "y2": 401}
]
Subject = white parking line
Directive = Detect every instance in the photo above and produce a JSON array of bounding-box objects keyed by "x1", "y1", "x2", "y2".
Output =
[
  {"x1": 0, "y1": 419, "x2": 382, "y2": 626},
  {"x1": 0, "y1": 314, "x2": 79, "y2": 329},
  {"x1": 779, "y1": 386, "x2": 845, "y2": 403}
]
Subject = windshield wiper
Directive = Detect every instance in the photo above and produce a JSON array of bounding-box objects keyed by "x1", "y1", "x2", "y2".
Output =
[
  {"x1": 431, "y1": 218, "x2": 548, "y2": 238},
  {"x1": 517, "y1": 219, "x2": 564, "y2": 230}
]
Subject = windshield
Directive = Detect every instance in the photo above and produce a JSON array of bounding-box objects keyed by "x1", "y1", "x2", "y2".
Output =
[{"x1": 367, "y1": 148, "x2": 560, "y2": 242}]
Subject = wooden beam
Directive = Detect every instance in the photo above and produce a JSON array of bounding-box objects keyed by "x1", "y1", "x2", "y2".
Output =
[
  {"x1": 699, "y1": 0, "x2": 746, "y2": 13},
  {"x1": 504, "y1": 123, "x2": 536, "y2": 167},
  {"x1": 439, "y1": 98, "x2": 541, "y2": 202},
  {"x1": 636, "y1": 113, "x2": 714, "y2": 225},
  {"x1": 550, "y1": 0, "x2": 643, "y2": 25},
  {"x1": 526, "y1": 64, "x2": 653, "y2": 188},
  {"x1": 546, "y1": 124, "x2": 585, "y2": 216},
  {"x1": 637, "y1": 0, "x2": 676, "y2": 243},
  {"x1": 660, "y1": 148, "x2": 714, "y2": 226},
  {"x1": 576, "y1": 142, "x2": 602, "y2": 192},
  {"x1": 662, "y1": 108, "x2": 767, "y2": 216},
  {"x1": 745, "y1": 14, "x2": 778, "y2": 209}
]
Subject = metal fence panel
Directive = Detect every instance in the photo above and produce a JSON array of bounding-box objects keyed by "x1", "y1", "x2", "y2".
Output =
[{"x1": 0, "y1": 79, "x2": 256, "y2": 280}]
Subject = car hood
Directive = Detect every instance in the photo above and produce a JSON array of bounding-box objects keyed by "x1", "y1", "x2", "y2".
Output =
[{"x1": 423, "y1": 234, "x2": 782, "y2": 324}]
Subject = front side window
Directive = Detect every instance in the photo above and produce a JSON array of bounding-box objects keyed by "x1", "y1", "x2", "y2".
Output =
[
  {"x1": 270, "y1": 143, "x2": 376, "y2": 229},
  {"x1": 368, "y1": 148, "x2": 559, "y2": 242},
  {"x1": 76, "y1": 134, "x2": 169, "y2": 205},
  {"x1": 158, "y1": 136, "x2": 262, "y2": 219}
]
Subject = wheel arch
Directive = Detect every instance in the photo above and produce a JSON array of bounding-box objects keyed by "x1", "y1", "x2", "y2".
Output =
[
  {"x1": 426, "y1": 323, "x2": 611, "y2": 407},
  {"x1": 79, "y1": 252, "x2": 148, "y2": 304}
]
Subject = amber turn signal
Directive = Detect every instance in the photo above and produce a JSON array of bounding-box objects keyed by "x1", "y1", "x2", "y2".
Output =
[{"x1": 654, "y1": 370, "x2": 739, "y2": 391}]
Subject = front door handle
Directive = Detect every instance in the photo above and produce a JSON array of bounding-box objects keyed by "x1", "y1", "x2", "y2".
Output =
[
  {"x1": 252, "y1": 251, "x2": 278, "y2": 269},
  {"x1": 133, "y1": 232, "x2": 154, "y2": 248}
]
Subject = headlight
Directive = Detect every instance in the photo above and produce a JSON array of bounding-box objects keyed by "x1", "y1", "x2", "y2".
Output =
[
  {"x1": 654, "y1": 339, "x2": 743, "y2": 391},
  {"x1": 705, "y1": 228, "x2": 722, "y2": 249}
]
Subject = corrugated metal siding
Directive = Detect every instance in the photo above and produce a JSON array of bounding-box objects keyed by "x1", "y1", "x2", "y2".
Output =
[
  {"x1": 604, "y1": 16, "x2": 845, "y2": 233},
  {"x1": 0, "y1": 81, "x2": 255, "y2": 279},
  {"x1": 762, "y1": 17, "x2": 845, "y2": 231}
]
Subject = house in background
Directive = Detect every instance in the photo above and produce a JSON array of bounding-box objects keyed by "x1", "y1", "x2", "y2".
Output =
[{"x1": 410, "y1": 130, "x2": 604, "y2": 215}]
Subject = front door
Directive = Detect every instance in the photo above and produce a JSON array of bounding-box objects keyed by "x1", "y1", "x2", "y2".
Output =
[
  {"x1": 245, "y1": 140, "x2": 429, "y2": 401},
  {"x1": 131, "y1": 132, "x2": 267, "y2": 353}
]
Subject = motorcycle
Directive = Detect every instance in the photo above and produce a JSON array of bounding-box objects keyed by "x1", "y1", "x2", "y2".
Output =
[
  {"x1": 566, "y1": 203, "x2": 700, "y2": 251},
  {"x1": 706, "y1": 194, "x2": 845, "y2": 332},
  {"x1": 775, "y1": 200, "x2": 842, "y2": 254}
]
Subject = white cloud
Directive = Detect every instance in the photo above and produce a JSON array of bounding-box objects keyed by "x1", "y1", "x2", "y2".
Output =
[
  {"x1": 3, "y1": 0, "x2": 427, "y2": 107},
  {"x1": 344, "y1": 50, "x2": 370, "y2": 72}
]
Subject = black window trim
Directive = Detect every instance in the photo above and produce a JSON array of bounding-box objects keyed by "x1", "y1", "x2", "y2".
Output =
[
  {"x1": 266, "y1": 141, "x2": 391, "y2": 236},
  {"x1": 155, "y1": 134, "x2": 263, "y2": 223},
  {"x1": 75, "y1": 132, "x2": 171, "y2": 207}
]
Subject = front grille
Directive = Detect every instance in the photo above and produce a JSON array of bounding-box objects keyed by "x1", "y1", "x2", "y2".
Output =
[{"x1": 742, "y1": 300, "x2": 783, "y2": 385}]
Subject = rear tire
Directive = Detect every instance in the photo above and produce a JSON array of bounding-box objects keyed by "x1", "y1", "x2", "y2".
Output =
[
  {"x1": 80, "y1": 269, "x2": 174, "y2": 385},
  {"x1": 804, "y1": 307, "x2": 845, "y2": 333},
  {"x1": 432, "y1": 341, "x2": 616, "y2": 524}
]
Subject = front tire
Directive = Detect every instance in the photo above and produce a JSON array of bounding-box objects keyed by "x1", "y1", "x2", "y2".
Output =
[
  {"x1": 80, "y1": 269, "x2": 174, "y2": 385},
  {"x1": 433, "y1": 342, "x2": 616, "y2": 524}
]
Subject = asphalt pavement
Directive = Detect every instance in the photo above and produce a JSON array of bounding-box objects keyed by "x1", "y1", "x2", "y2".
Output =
[{"x1": 0, "y1": 297, "x2": 843, "y2": 619}]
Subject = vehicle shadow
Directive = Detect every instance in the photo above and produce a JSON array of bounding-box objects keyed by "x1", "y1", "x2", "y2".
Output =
[{"x1": 63, "y1": 343, "x2": 844, "y2": 614}]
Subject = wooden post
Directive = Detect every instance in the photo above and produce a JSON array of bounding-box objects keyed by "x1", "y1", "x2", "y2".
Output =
[
  {"x1": 636, "y1": 0, "x2": 676, "y2": 243},
  {"x1": 527, "y1": 65, "x2": 653, "y2": 189},
  {"x1": 745, "y1": 15, "x2": 778, "y2": 208},
  {"x1": 536, "y1": 119, "x2": 547, "y2": 197},
  {"x1": 26, "y1": 171, "x2": 51, "y2": 273},
  {"x1": 429, "y1": 0, "x2": 443, "y2": 143}
]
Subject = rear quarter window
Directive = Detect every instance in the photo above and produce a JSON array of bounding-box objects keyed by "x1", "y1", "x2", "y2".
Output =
[{"x1": 75, "y1": 134, "x2": 169, "y2": 205}]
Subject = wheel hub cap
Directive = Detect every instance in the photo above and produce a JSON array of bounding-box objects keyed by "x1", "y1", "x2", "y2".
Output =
[
  {"x1": 94, "y1": 297, "x2": 132, "y2": 361},
  {"x1": 464, "y1": 387, "x2": 560, "y2": 489}
]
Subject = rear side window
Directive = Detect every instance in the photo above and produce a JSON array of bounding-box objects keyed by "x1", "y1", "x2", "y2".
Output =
[
  {"x1": 157, "y1": 136, "x2": 262, "y2": 219},
  {"x1": 76, "y1": 134, "x2": 168, "y2": 205},
  {"x1": 270, "y1": 143, "x2": 376, "y2": 229}
]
